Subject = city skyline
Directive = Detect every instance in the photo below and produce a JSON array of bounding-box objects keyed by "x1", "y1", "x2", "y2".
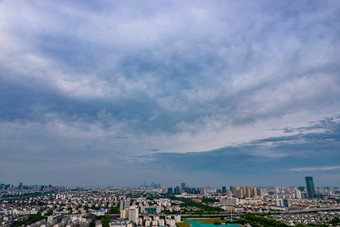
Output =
[
  {"x1": 1, "y1": 1, "x2": 340, "y2": 186},
  {"x1": 1, "y1": 181, "x2": 339, "y2": 226},
  {"x1": 1, "y1": 175, "x2": 339, "y2": 188}
]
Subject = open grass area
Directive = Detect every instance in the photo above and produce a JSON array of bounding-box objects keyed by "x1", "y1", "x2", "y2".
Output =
[
  {"x1": 192, "y1": 218, "x2": 227, "y2": 224},
  {"x1": 176, "y1": 222, "x2": 191, "y2": 227}
]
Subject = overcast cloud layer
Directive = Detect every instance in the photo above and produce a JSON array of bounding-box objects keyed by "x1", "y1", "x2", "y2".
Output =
[{"x1": 1, "y1": 0, "x2": 340, "y2": 187}]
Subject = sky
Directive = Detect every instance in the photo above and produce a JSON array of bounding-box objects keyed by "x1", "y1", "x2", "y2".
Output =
[{"x1": 0, "y1": 0, "x2": 340, "y2": 187}]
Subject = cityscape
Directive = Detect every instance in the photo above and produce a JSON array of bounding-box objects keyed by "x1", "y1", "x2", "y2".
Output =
[
  {"x1": 1, "y1": 0, "x2": 340, "y2": 226},
  {"x1": 1, "y1": 177, "x2": 340, "y2": 226}
]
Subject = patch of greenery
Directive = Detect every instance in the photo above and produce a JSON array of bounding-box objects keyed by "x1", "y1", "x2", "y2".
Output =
[
  {"x1": 331, "y1": 217, "x2": 340, "y2": 226},
  {"x1": 176, "y1": 222, "x2": 190, "y2": 227},
  {"x1": 14, "y1": 214, "x2": 46, "y2": 226},
  {"x1": 168, "y1": 196, "x2": 223, "y2": 212},
  {"x1": 45, "y1": 211, "x2": 53, "y2": 216},
  {"x1": 96, "y1": 216, "x2": 111, "y2": 227},
  {"x1": 243, "y1": 214, "x2": 289, "y2": 227},
  {"x1": 202, "y1": 198, "x2": 219, "y2": 204},
  {"x1": 108, "y1": 206, "x2": 120, "y2": 214}
]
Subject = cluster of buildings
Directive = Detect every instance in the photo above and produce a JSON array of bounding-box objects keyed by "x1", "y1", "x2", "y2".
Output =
[
  {"x1": 270, "y1": 211, "x2": 340, "y2": 226},
  {"x1": 167, "y1": 183, "x2": 202, "y2": 195},
  {"x1": 167, "y1": 184, "x2": 263, "y2": 199},
  {"x1": 0, "y1": 183, "x2": 74, "y2": 192},
  {"x1": 112, "y1": 214, "x2": 180, "y2": 227},
  {"x1": 118, "y1": 198, "x2": 181, "y2": 227},
  {"x1": 0, "y1": 177, "x2": 339, "y2": 226},
  {"x1": 231, "y1": 187, "x2": 263, "y2": 199}
]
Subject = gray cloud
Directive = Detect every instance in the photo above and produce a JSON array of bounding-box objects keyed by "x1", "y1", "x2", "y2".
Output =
[{"x1": 0, "y1": 0, "x2": 340, "y2": 186}]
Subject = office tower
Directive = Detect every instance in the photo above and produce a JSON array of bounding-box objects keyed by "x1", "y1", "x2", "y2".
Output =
[
  {"x1": 180, "y1": 183, "x2": 185, "y2": 193},
  {"x1": 305, "y1": 176, "x2": 316, "y2": 198},
  {"x1": 174, "y1": 186, "x2": 180, "y2": 194},
  {"x1": 18, "y1": 182, "x2": 23, "y2": 189},
  {"x1": 222, "y1": 186, "x2": 227, "y2": 194},
  {"x1": 230, "y1": 186, "x2": 234, "y2": 193},
  {"x1": 298, "y1": 186, "x2": 305, "y2": 192},
  {"x1": 167, "y1": 187, "x2": 173, "y2": 194}
]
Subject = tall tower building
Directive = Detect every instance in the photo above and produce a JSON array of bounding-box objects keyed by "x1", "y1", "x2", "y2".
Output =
[
  {"x1": 128, "y1": 206, "x2": 139, "y2": 223},
  {"x1": 180, "y1": 183, "x2": 186, "y2": 193},
  {"x1": 294, "y1": 188, "x2": 302, "y2": 199},
  {"x1": 120, "y1": 198, "x2": 131, "y2": 210},
  {"x1": 229, "y1": 186, "x2": 234, "y2": 193},
  {"x1": 305, "y1": 176, "x2": 316, "y2": 198}
]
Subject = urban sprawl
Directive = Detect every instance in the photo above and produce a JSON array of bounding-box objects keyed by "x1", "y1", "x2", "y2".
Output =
[{"x1": 1, "y1": 177, "x2": 339, "y2": 227}]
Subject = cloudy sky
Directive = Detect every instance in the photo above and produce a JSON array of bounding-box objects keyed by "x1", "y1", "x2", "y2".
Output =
[{"x1": 1, "y1": 0, "x2": 340, "y2": 187}]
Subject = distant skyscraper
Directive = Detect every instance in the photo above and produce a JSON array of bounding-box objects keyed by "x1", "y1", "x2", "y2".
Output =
[
  {"x1": 167, "y1": 187, "x2": 173, "y2": 194},
  {"x1": 230, "y1": 186, "x2": 234, "y2": 193},
  {"x1": 305, "y1": 176, "x2": 316, "y2": 198},
  {"x1": 222, "y1": 186, "x2": 227, "y2": 194},
  {"x1": 298, "y1": 186, "x2": 305, "y2": 192},
  {"x1": 180, "y1": 183, "x2": 186, "y2": 193},
  {"x1": 174, "y1": 186, "x2": 180, "y2": 194}
]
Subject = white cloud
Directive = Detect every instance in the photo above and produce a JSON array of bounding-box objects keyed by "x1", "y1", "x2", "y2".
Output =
[{"x1": 289, "y1": 166, "x2": 340, "y2": 172}]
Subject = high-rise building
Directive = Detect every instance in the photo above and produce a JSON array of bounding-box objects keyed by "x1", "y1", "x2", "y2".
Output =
[
  {"x1": 232, "y1": 187, "x2": 262, "y2": 199},
  {"x1": 174, "y1": 186, "x2": 180, "y2": 194},
  {"x1": 305, "y1": 176, "x2": 316, "y2": 198},
  {"x1": 276, "y1": 199, "x2": 289, "y2": 207},
  {"x1": 298, "y1": 186, "x2": 305, "y2": 192},
  {"x1": 225, "y1": 188, "x2": 231, "y2": 197},
  {"x1": 256, "y1": 188, "x2": 263, "y2": 198},
  {"x1": 222, "y1": 186, "x2": 227, "y2": 194},
  {"x1": 294, "y1": 188, "x2": 302, "y2": 199},
  {"x1": 180, "y1": 183, "x2": 186, "y2": 193},
  {"x1": 234, "y1": 187, "x2": 243, "y2": 198},
  {"x1": 128, "y1": 206, "x2": 139, "y2": 223},
  {"x1": 120, "y1": 198, "x2": 131, "y2": 211},
  {"x1": 120, "y1": 209, "x2": 128, "y2": 219}
]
